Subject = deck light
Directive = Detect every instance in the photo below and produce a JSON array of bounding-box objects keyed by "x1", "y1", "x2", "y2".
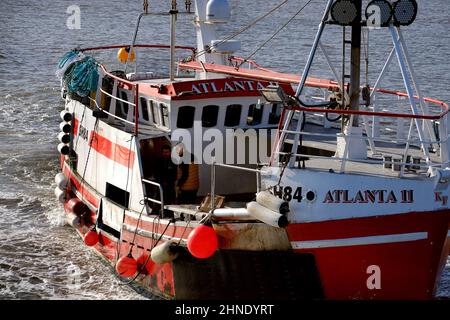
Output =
[
  {"x1": 330, "y1": 0, "x2": 359, "y2": 26},
  {"x1": 392, "y1": 0, "x2": 417, "y2": 26},
  {"x1": 259, "y1": 85, "x2": 289, "y2": 104}
]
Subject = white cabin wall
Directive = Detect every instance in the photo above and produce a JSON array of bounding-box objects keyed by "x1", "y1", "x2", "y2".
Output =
[
  {"x1": 169, "y1": 97, "x2": 277, "y2": 195},
  {"x1": 67, "y1": 100, "x2": 144, "y2": 211}
]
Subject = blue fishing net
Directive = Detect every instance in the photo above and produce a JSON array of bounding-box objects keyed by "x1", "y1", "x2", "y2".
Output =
[
  {"x1": 56, "y1": 50, "x2": 85, "y2": 79},
  {"x1": 58, "y1": 51, "x2": 99, "y2": 97}
]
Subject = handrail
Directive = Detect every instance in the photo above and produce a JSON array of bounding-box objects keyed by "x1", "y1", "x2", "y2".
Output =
[
  {"x1": 89, "y1": 96, "x2": 136, "y2": 127},
  {"x1": 276, "y1": 151, "x2": 450, "y2": 170},
  {"x1": 280, "y1": 129, "x2": 445, "y2": 146},
  {"x1": 99, "y1": 87, "x2": 136, "y2": 106},
  {"x1": 285, "y1": 104, "x2": 448, "y2": 121},
  {"x1": 79, "y1": 44, "x2": 196, "y2": 54},
  {"x1": 179, "y1": 60, "x2": 448, "y2": 114},
  {"x1": 90, "y1": 44, "x2": 196, "y2": 136},
  {"x1": 96, "y1": 65, "x2": 140, "y2": 134},
  {"x1": 142, "y1": 178, "x2": 164, "y2": 211},
  {"x1": 229, "y1": 56, "x2": 273, "y2": 73},
  {"x1": 211, "y1": 162, "x2": 263, "y2": 195}
]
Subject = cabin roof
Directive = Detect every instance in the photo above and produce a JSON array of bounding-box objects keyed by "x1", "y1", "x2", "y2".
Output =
[{"x1": 135, "y1": 76, "x2": 295, "y2": 102}]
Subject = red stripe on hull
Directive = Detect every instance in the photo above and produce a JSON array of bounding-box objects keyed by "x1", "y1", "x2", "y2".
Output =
[
  {"x1": 72, "y1": 117, "x2": 135, "y2": 168},
  {"x1": 89, "y1": 131, "x2": 135, "y2": 168},
  {"x1": 73, "y1": 117, "x2": 79, "y2": 136},
  {"x1": 63, "y1": 165, "x2": 100, "y2": 208},
  {"x1": 123, "y1": 215, "x2": 193, "y2": 241},
  {"x1": 288, "y1": 211, "x2": 450, "y2": 299}
]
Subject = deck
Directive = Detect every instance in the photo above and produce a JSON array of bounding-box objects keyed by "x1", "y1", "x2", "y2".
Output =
[{"x1": 285, "y1": 122, "x2": 441, "y2": 180}]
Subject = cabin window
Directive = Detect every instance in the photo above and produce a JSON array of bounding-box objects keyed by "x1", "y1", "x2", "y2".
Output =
[
  {"x1": 268, "y1": 103, "x2": 281, "y2": 124},
  {"x1": 121, "y1": 91, "x2": 129, "y2": 116},
  {"x1": 105, "y1": 182, "x2": 130, "y2": 208},
  {"x1": 177, "y1": 106, "x2": 195, "y2": 129},
  {"x1": 140, "y1": 97, "x2": 150, "y2": 121},
  {"x1": 247, "y1": 104, "x2": 264, "y2": 126},
  {"x1": 224, "y1": 104, "x2": 242, "y2": 127},
  {"x1": 202, "y1": 105, "x2": 219, "y2": 127},
  {"x1": 160, "y1": 104, "x2": 169, "y2": 127},
  {"x1": 149, "y1": 100, "x2": 158, "y2": 124}
]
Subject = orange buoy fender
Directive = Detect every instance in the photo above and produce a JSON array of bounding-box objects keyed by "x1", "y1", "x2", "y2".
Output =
[
  {"x1": 64, "y1": 198, "x2": 86, "y2": 215},
  {"x1": 84, "y1": 229, "x2": 99, "y2": 246},
  {"x1": 116, "y1": 254, "x2": 138, "y2": 278},
  {"x1": 137, "y1": 253, "x2": 156, "y2": 275},
  {"x1": 187, "y1": 222, "x2": 218, "y2": 259},
  {"x1": 117, "y1": 47, "x2": 136, "y2": 64}
]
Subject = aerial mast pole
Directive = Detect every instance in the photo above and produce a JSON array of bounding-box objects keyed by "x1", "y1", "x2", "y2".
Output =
[
  {"x1": 348, "y1": 0, "x2": 362, "y2": 127},
  {"x1": 169, "y1": 0, "x2": 178, "y2": 81}
]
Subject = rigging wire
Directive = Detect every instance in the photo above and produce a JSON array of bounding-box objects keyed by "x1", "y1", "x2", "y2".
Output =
[
  {"x1": 236, "y1": 0, "x2": 316, "y2": 69},
  {"x1": 194, "y1": 0, "x2": 291, "y2": 60}
]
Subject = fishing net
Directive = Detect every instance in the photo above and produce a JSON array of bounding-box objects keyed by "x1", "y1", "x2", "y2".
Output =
[
  {"x1": 57, "y1": 51, "x2": 99, "y2": 97},
  {"x1": 55, "y1": 50, "x2": 85, "y2": 79}
]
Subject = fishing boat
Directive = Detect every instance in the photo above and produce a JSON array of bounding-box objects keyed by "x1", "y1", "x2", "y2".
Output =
[{"x1": 54, "y1": 0, "x2": 450, "y2": 299}]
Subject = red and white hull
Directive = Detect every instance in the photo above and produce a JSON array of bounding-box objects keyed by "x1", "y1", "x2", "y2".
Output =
[
  {"x1": 288, "y1": 211, "x2": 450, "y2": 299},
  {"x1": 61, "y1": 155, "x2": 450, "y2": 299}
]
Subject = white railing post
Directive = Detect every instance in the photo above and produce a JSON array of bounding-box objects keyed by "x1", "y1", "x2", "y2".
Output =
[
  {"x1": 439, "y1": 114, "x2": 450, "y2": 167},
  {"x1": 211, "y1": 158, "x2": 216, "y2": 212},
  {"x1": 142, "y1": 179, "x2": 164, "y2": 213}
]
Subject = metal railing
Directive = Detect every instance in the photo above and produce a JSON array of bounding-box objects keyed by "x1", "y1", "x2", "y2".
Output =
[
  {"x1": 274, "y1": 103, "x2": 450, "y2": 175},
  {"x1": 78, "y1": 44, "x2": 196, "y2": 135},
  {"x1": 210, "y1": 160, "x2": 263, "y2": 211},
  {"x1": 142, "y1": 178, "x2": 164, "y2": 212}
]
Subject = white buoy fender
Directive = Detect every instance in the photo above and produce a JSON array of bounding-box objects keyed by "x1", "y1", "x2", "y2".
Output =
[
  {"x1": 246, "y1": 201, "x2": 288, "y2": 228},
  {"x1": 55, "y1": 173, "x2": 68, "y2": 189},
  {"x1": 57, "y1": 143, "x2": 70, "y2": 155},
  {"x1": 212, "y1": 208, "x2": 253, "y2": 220},
  {"x1": 59, "y1": 122, "x2": 71, "y2": 134},
  {"x1": 256, "y1": 191, "x2": 290, "y2": 215},
  {"x1": 57, "y1": 132, "x2": 70, "y2": 144},
  {"x1": 66, "y1": 212, "x2": 82, "y2": 228},
  {"x1": 60, "y1": 110, "x2": 72, "y2": 122},
  {"x1": 150, "y1": 241, "x2": 179, "y2": 264},
  {"x1": 54, "y1": 186, "x2": 66, "y2": 203}
]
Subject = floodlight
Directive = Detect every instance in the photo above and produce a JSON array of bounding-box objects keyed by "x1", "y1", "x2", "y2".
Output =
[
  {"x1": 330, "y1": 0, "x2": 359, "y2": 26},
  {"x1": 393, "y1": 0, "x2": 417, "y2": 26}
]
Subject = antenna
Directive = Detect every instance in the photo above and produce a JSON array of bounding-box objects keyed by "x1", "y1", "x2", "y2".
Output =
[{"x1": 169, "y1": 0, "x2": 178, "y2": 81}]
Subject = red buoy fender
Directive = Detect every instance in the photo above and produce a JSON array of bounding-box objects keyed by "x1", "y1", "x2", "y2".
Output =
[
  {"x1": 64, "y1": 198, "x2": 86, "y2": 215},
  {"x1": 84, "y1": 229, "x2": 99, "y2": 247},
  {"x1": 116, "y1": 254, "x2": 138, "y2": 278},
  {"x1": 187, "y1": 223, "x2": 218, "y2": 259},
  {"x1": 137, "y1": 254, "x2": 156, "y2": 275}
]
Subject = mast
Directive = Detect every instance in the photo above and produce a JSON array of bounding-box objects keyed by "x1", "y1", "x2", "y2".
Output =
[
  {"x1": 169, "y1": 0, "x2": 178, "y2": 81},
  {"x1": 348, "y1": 0, "x2": 362, "y2": 127}
]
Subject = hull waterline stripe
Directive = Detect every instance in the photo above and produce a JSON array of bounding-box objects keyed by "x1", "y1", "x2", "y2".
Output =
[{"x1": 291, "y1": 232, "x2": 428, "y2": 249}]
